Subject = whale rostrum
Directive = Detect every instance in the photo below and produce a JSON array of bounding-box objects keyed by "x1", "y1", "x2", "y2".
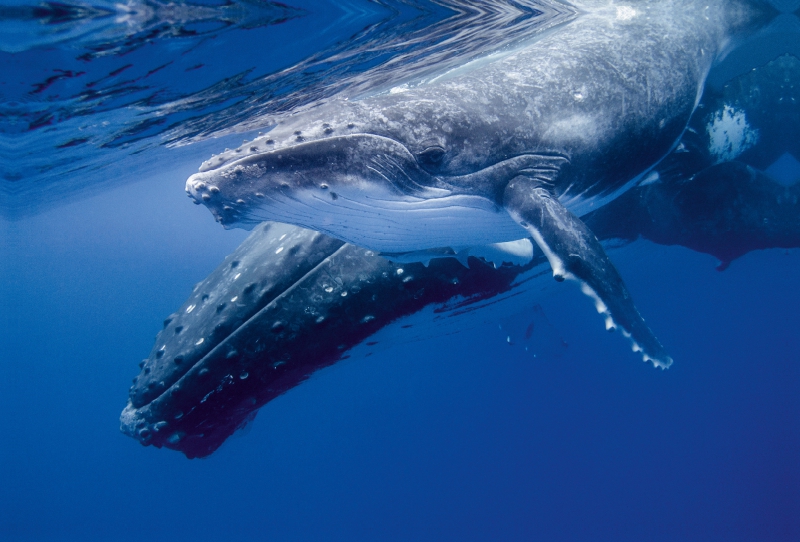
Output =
[{"x1": 186, "y1": 0, "x2": 775, "y2": 369}]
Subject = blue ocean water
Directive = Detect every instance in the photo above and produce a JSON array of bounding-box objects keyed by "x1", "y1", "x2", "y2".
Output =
[{"x1": 2, "y1": 1, "x2": 799, "y2": 540}]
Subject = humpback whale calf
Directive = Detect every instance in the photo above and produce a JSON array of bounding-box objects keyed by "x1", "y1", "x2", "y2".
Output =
[{"x1": 186, "y1": 0, "x2": 772, "y2": 369}]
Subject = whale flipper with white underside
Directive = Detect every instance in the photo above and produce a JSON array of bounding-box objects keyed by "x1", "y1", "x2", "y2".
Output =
[{"x1": 503, "y1": 176, "x2": 672, "y2": 369}]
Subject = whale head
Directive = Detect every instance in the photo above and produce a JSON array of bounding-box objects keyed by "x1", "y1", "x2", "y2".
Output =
[
  {"x1": 185, "y1": 96, "x2": 556, "y2": 253},
  {"x1": 186, "y1": 128, "x2": 450, "y2": 231}
]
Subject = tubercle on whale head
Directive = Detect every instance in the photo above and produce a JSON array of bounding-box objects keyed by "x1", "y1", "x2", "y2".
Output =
[
  {"x1": 195, "y1": 100, "x2": 372, "y2": 175},
  {"x1": 193, "y1": 86, "x2": 505, "y2": 184}
]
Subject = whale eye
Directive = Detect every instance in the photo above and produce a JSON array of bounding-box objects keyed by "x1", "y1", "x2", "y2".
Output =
[{"x1": 416, "y1": 146, "x2": 446, "y2": 166}]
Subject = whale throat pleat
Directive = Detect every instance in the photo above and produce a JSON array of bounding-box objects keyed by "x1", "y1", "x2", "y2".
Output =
[{"x1": 242, "y1": 188, "x2": 528, "y2": 254}]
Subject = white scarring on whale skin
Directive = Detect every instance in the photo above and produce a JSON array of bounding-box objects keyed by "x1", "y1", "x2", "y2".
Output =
[{"x1": 707, "y1": 104, "x2": 760, "y2": 163}]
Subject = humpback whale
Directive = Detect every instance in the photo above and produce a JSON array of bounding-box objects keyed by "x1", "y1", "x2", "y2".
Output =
[
  {"x1": 124, "y1": 47, "x2": 799, "y2": 457},
  {"x1": 185, "y1": 0, "x2": 772, "y2": 369}
]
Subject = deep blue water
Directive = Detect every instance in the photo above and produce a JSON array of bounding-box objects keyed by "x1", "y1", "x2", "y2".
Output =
[{"x1": 2, "y1": 1, "x2": 800, "y2": 540}]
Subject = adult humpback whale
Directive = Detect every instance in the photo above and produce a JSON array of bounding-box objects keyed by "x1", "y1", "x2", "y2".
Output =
[{"x1": 186, "y1": 0, "x2": 772, "y2": 369}]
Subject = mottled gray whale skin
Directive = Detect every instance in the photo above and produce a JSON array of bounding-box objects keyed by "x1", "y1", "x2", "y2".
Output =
[{"x1": 186, "y1": 0, "x2": 772, "y2": 369}]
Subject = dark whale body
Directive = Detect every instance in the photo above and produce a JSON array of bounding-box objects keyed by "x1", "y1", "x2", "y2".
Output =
[
  {"x1": 587, "y1": 162, "x2": 800, "y2": 271},
  {"x1": 589, "y1": 53, "x2": 800, "y2": 270}
]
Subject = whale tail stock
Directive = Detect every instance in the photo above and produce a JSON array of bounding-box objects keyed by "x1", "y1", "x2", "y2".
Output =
[{"x1": 503, "y1": 176, "x2": 673, "y2": 369}]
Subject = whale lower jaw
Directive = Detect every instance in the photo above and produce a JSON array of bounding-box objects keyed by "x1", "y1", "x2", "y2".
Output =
[{"x1": 237, "y1": 187, "x2": 529, "y2": 254}]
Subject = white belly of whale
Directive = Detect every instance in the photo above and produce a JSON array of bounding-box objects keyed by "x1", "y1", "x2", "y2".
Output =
[{"x1": 244, "y1": 187, "x2": 528, "y2": 253}]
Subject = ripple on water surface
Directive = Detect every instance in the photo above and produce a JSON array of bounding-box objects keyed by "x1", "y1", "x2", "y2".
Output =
[{"x1": 0, "y1": 0, "x2": 576, "y2": 218}]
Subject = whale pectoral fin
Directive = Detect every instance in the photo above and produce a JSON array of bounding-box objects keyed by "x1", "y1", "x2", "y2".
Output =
[{"x1": 503, "y1": 177, "x2": 672, "y2": 369}]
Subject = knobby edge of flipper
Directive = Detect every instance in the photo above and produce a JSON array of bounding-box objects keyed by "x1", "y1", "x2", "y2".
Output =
[{"x1": 503, "y1": 176, "x2": 673, "y2": 369}]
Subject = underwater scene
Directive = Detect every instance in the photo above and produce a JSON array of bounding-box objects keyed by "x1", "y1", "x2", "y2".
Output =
[{"x1": 2, "y1": 0, "x2": 799, "y2": 540}]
